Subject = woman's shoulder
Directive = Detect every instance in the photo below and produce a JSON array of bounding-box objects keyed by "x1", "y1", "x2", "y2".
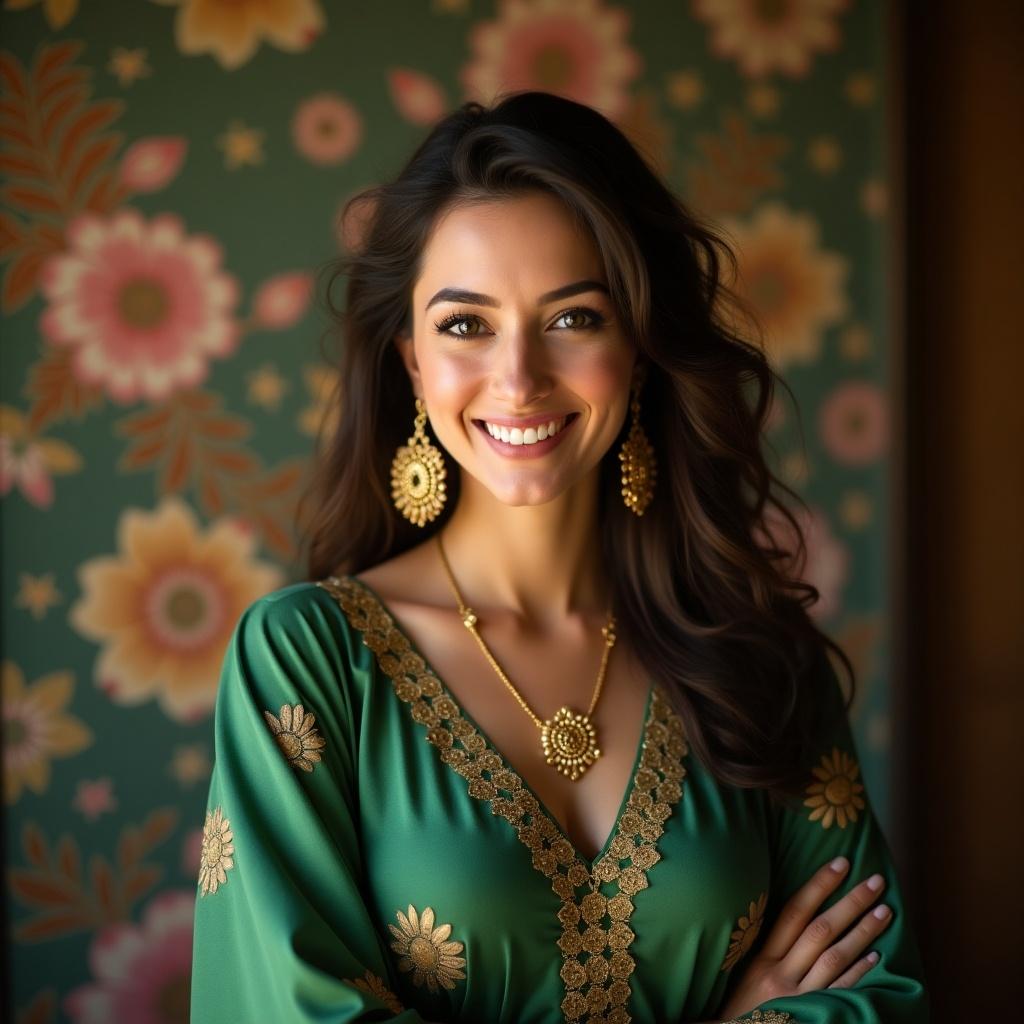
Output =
[
  {"x1": 232, "y1": 577, "x2": 363, "y2": 652},
  {"x1": 242, "y1": 577, "x2": 338, "y2": 615},
  {"x1": 219, "y1": 579, "x2": 374, "y2": 715}
]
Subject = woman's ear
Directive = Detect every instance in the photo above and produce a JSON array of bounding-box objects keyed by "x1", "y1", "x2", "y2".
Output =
[
  {"x1": 632, "y1": 354, "x2": 649, "y2": 390},
  {"x1": 393, "y1": 329, "x2": 422, "y2": 399}
]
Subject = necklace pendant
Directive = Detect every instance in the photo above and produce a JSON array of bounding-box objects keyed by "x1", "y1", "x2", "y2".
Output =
[{"x1": 540, "y1": 706, "x2": 602, "y2": 781}]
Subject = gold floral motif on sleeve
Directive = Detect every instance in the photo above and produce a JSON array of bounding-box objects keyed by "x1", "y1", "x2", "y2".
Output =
[
  {"x1": 343, "y1": 968, "x2": 405, "y2": 1015},
  {"x1": 263, "y1": 702, "x2": 326, "y2": 772},
  {"x1": 803, "y1": 747, "x2": 866, "y2": 829},
  {"x1": 720, "y1": 1011, "x2": 793, "y2": 1023},
  {"x1": 387, "y1": 904, "x2": 467, "y2": 994},
  {"x1": 198, "y1": 806, "x2": 234, "y2": 896},
  {"x1": 720, "y1": 891, "x2": 767, "y2": 972}
]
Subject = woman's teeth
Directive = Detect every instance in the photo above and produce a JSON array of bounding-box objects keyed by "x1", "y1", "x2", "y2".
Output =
[{"x1": 483, "y1": 416, "x2": 568, "y2": 446}]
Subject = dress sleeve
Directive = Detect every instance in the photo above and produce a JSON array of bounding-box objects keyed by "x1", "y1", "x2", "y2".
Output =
[
  {"x1": 190, "y1": 588, "x2": 431, "y2": 1023},
  {"x1": 719, "y1": 647, "x2": 930, "y2": 1024}
]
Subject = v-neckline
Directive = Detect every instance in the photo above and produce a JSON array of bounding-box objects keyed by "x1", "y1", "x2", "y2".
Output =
[{"x1": 343, "y1": 572, "x2": 657, "y2": 872}]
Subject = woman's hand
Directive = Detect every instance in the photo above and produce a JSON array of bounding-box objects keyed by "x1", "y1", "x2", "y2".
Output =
[{"x1": 716, "y1": 856, "x2": 892, "y2": 1020}]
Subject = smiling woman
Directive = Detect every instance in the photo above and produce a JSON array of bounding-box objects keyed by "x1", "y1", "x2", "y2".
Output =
[{"x1": 190, "y1": 91, "x2": 929, "y2": 1023}]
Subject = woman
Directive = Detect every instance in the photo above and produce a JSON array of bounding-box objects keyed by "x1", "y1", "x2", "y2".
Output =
[{"x1": 190, "y1": 92, "x2": 928, "y2": 1023}]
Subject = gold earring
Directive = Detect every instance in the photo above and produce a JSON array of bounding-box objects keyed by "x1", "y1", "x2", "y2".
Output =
[
  {"x1": 391, "y1": 397, "x2": 448, "y2": 526},
  {"x1": 618, "y1": 375, "x2": 656, "y2": 516}
]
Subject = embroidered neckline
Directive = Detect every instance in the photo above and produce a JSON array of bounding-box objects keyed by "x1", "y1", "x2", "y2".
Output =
[{"x1": 317, "y1": 573, "x2": 689, "y2": 1024}]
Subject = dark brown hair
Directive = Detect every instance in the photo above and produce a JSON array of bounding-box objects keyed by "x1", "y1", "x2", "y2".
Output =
[{"x1": 297, "y1": 90, "x2": 856, "y2": 806}]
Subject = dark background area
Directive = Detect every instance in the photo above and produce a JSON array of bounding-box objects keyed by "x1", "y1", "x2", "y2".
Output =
[{"x1": 902, "y1": 1, "x2": 1023, "y2": 1018}]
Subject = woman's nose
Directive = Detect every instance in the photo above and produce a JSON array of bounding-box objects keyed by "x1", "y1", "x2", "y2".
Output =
[{"x1": 488, "y1": 329, "x2": 553, "y2": 407}]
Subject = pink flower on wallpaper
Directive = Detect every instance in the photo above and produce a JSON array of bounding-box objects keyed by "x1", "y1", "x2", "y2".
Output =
[
  {"x1": 0, "y1": 406, "x2": 82, "y2": 509},
  {"x1": 388, "y1": 68, "x2": 448, "y2": 126},
  {"x1": 461, "y1": 0, "x2": 643, "y2": 121},
  {"x1": 754, "y1": 503, "x2": 850, "y2": 623},
  {"x1": 73, "y1": 777, "x2": 117, "y2": 821},
  {"x1": 819, "y1": 380, "x2": 889, "y2": 465},
  {"x1": 64, "y1": 891, "x2": 195, "y2": 1024},
  {"x1": 693, "y1": 0, "x2": 850, "y2": 79},
  {"x1": 38, "y1": 208, "x2": 241, "y2": 405},
  {"x1": 251, "y1": 271, "x2": 314, "y2": 329},
  {"x1": 291, "y1": 92, "x2": 363, "y2": 165},
  {"x1": 0, "y1": 434, "x2": 52, "y2": 507},
  {"x1": 118, "y1": 138, "x2": 188, "y2": 192}
]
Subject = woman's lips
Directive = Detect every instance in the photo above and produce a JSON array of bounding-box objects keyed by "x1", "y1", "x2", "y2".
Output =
[{"x1": 472, "y1": 412, "x2": 579, "y2": 459}]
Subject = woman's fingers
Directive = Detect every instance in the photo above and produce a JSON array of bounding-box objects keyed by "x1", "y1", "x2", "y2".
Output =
[
  {"x1": 760, "y1": 857, "x2": 852, "y2": 959},
  {"x1": 784, "y1": 871, "x2": 888, "y2": 978},
  {"x1": 800, "y1": 900, "x2": 892, "y2": 990},
  {"x1": 827, "y1": 950, "x2": 881, "y2": 989}
]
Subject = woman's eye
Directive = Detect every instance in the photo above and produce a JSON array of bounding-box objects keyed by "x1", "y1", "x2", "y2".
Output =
[
  {"x1": 436, "y1": 315, "x2": 483, "y2": 337},
  {"x1": 432, "y1": 306, "x2": 605, "y2": 338},
  {"x1": 554, "y1": 308, "x2": 597, "y2": 330}
]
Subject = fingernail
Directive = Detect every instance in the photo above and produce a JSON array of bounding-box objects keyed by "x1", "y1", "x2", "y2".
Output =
[
  {"x1": 866, "y1": 873, "x2": 884, "y2": 891},
  {"x1": 873, "y1": 904, "x2": 891, "y2": 919},
  {"x1": 830, "y1": 857, "x2": 848, "y2": 872},
  {"x1": 866, "y1": 951, "x2": 880, "y2": 963}
]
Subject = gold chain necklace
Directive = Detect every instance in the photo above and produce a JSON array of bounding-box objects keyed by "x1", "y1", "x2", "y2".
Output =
[{"x1": 434, "y1": 532, "x2": 617, "y2": 782}]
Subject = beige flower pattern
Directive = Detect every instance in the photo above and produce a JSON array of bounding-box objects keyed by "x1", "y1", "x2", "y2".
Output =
[
  {"x1": 720, "y1": 891, "x2": 767, "y2": 972},
  {"x1": 721, "y1": 1012, "x2": 793, "y2": 1024},
  {"x1": 343, "y1": 968, "x2": 405, "y2": 1015},
  {"x1": 263, "y1": 703, "x2": 326, "y2": 772},
  {"x1": 803, "y1": 747, "x2": 866, "y2": 829},
  {"x1": 387, "y1": 904, "x2": 466, "y2": 994},
  {"x1": 198, "y1": 806, "x2": 235, "y2": 896}
]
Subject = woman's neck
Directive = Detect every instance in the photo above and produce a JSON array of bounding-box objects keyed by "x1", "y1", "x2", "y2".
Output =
[{"x1": 437, "y1": 469, "x2": 609, "y2": 627}]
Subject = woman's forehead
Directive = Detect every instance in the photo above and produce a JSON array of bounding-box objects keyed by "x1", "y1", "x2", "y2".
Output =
[{"x1": 416, "y1": 199, "x2": 605, "y2": 305}]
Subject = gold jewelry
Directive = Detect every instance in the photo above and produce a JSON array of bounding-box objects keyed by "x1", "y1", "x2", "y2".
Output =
[
  {"x1": 391, "y1": 397, "x2": 447, "y2": 527},
  {"x1": 434, "y1": 532, "x2": 616, "y2": 782},
  {"x1": 618, "y1": 373, "x2": 656, "y2": 515}
]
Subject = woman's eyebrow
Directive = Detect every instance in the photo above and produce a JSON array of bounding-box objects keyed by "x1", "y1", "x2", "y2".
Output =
[{"x1": 424, "y1": 279, "x2": 610, "y2": 311}]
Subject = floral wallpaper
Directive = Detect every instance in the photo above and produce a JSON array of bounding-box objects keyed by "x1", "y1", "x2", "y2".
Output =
[{"x1": 0, "y1": 0, "x2": 894, "y2": 1020}]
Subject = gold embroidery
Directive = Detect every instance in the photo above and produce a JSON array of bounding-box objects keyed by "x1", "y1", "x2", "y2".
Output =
[
  {"x1": 344, "y1": 968, "x2": 405, "y2": 1015},
  {"x1": 263, "y1": 702, "x2": 327, "y2": 772},
  {"x1": 720, "y1": 1012, "x2": 793, "y2": 1023},
  {"x1": 803, "y1": 747, "x2": 866, "y2": 829},
  {"x1": 198, "y1": 806, "x2": 234, "y2": 896},
  {"x1": 720, "y1": 891, "x2": 767, "y2": 972},
  {"x1": 318, "y1": 574, "x2": 689, "y2": 1024},
  {"x1": 387, "y1": 904, "x2": 467, "y2": 993}
]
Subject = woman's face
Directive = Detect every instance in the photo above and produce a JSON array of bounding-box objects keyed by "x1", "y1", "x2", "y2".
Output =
[{"x1": 397, "y1": 192, "x2": 638, "y2": 508}]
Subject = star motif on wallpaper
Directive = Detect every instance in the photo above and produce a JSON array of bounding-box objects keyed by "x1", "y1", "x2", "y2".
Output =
[
  {"x1": 169, "y1": 744, "x2": 212, "y2": 787},
  {"x1": 14, "y1": 572, "x2": 62, "y2": 620},
  {"x1": 665, "y1": 69, "x2": 704, "y2": 110},
  {"x1": 217, "y1": 119, "x2": 266, "y2": 170},
  {"x1": 247, "y1": 364, "x2": 289, "y2": 411},
  {"x1": 108, "y1": 46, "x2": 152, "y2": 86},
  {"x1": 845, "y1": 72, "x2": 877, "y2": 107}
]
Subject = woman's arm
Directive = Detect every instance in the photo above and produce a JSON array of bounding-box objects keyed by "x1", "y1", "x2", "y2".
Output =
[
  {"x1": 190, "y1": 590, "x2": 431, "y2": 1022},
  {"x1": 710, "y1": 648, "x2": 930, "y2": 1023}
]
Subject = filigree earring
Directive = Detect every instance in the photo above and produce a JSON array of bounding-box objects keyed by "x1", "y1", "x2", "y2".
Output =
[
  {"x1": 390, "y1": 397, "x2": 448, "y2": 527},
  {"x1": 618, "y1": 373, "x2": 657, "y2": 515}
]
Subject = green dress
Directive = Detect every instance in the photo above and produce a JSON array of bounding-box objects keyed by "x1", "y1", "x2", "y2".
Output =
[{"x1": 190, "y1": 576, "x2": 929, "y2": 1023}]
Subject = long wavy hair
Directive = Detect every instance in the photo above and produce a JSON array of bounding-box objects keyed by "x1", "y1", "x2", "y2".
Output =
[{"x1": 296, "y1": 90, "x2": 856, "y2": 806}]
